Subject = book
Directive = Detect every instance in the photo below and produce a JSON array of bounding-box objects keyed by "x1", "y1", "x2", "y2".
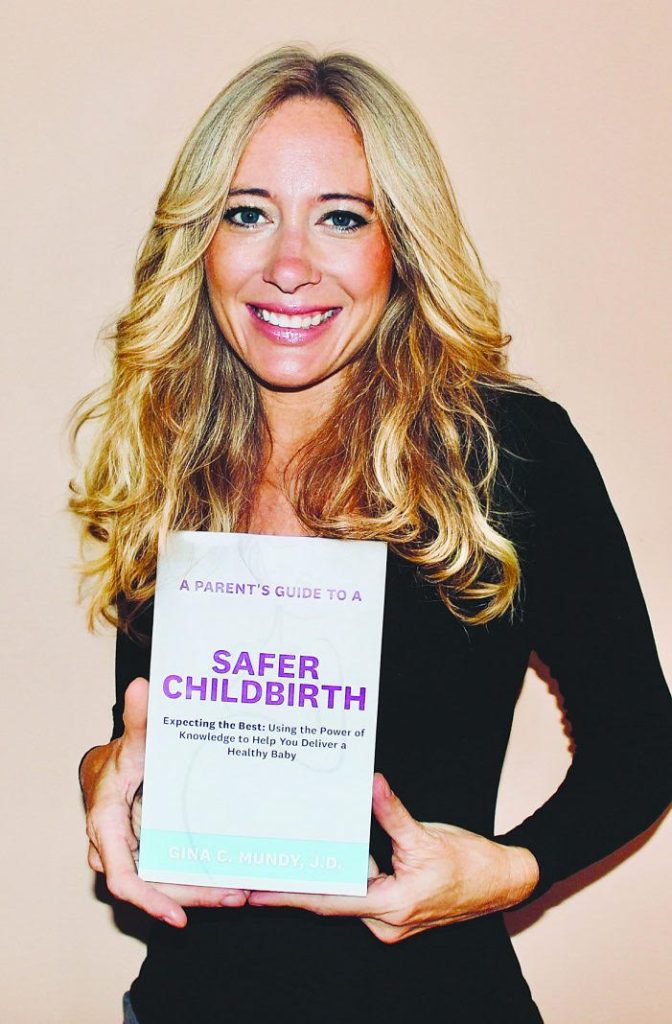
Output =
[{"x1": 138, "y1": 531, "x2": 387, "y2": 896}]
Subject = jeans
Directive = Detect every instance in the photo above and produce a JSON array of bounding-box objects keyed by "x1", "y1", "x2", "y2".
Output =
[{"x1": 123, "y1": 991, "x2": 141, "y2": 1024}]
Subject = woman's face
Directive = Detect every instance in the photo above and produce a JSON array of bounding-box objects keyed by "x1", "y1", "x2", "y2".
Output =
[{"x1": 204, "y1": 96, "x2": 394, "y2": 395}]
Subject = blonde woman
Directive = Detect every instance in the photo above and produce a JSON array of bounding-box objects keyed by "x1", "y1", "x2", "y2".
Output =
[{"x1": 73, "y1": 46, "x2": 672, "y2": 1024}]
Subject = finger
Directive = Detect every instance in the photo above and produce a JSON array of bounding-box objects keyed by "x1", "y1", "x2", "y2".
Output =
[
  {"x1": 371, "y1": 773, "x2": 421, "y2": 848},
  {"x1": 87, "y1": 841, "x2": 103, "y2": 872},
  {"x1": 151, "y1": 883, "x2": 249, "y2": 908},
  {"x1": 248, "y1": 888, "x2": 379, "y2": 917},
  {"x1": 90, "y1": 817, "x2": 247, "y2": 912},
  {"x1": 130, "y1": 792, "x2": 143, "y2": 842},
  {"x1": 121, "y1": 677, "x2": 150, "y2": 753},
  {"x1": 368, "y1": 853, "x2": 380, "y2": 879},
  {"x1": 95, "y1": 813, "x2": 187, "y2": 927}
]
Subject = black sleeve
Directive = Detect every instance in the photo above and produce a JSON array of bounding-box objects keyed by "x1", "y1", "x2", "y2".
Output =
[
  {"x1": 111, "y1": 599, "x2": 154, "y2": 741},
  {"x1": 495, "y1": 398, "x2": 672, "y2": 898}
]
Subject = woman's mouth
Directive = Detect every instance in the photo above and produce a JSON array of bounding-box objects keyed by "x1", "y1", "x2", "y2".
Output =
[{"x1": 246, "y1": 304, "x2": 342, "y2": 344}]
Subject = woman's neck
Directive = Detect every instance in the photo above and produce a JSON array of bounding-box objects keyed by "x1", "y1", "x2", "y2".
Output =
[
  {"x1": 248, "y1": 381, "x2": 336, "y2": 536},
  {"x1": 260, "y1": 379, "x2": 336, "y2": 485}
]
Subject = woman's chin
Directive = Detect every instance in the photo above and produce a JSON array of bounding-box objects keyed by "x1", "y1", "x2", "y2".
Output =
[
  {"x1": 255, "y1": 371, "x2": 335, "y2": 395},
  {"x1": 246, "y1": 357, "x2": 346, "y2": 395}
]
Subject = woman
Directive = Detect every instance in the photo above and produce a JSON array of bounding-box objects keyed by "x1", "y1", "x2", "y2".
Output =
[{"x1": 72, "y1": 45, "x2": 672, "y2": 1023}]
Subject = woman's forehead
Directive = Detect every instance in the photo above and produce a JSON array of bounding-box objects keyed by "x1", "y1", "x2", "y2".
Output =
[{"x1": 232, "y1": 97, "x2": 372, "y2": 199}]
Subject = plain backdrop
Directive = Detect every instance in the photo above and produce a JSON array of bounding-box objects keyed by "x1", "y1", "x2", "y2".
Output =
[{"x1": 1, "y1": 2, "x2": 670, "y2": 1022}]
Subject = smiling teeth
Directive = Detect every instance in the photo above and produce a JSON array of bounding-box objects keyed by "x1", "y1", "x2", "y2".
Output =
[{"x1": 253, "y1": 307, "x2": 337, "y2": 328}]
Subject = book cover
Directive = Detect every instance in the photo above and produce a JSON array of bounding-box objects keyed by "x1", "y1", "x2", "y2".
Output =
[{"x1": 138, "y1": 531, "x2": 387, "y2": 896}]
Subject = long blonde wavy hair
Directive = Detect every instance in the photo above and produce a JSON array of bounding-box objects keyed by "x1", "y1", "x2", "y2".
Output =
[{"x1": 69, "y1": 44, "x2": 525, "y2": 632}]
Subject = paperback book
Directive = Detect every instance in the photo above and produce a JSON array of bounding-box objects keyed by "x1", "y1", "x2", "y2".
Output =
[{"x1": 138, "y1": 531, "x2": 387, "y2": 896}]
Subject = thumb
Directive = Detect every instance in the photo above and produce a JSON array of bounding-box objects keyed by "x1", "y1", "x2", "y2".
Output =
[
  {"x1": 371, "y1": 773, "x2": 420, "y2": 848},
  {"x1": 121, "y1": 677, "x2": 149, "y2": 751}
]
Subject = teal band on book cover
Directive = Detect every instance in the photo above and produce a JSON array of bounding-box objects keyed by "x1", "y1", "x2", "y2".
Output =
[{"x1": 140, "y1": 828, "x2": 368, "y2": 883}]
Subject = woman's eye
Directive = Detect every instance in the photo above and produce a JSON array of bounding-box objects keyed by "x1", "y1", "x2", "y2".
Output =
[
  {"x1": 221, "y1": 206, "x2": 367, "y2": 232},
  {"x1": 323, "y1": 210, "x2": 368, "y2": 232},
  {"x1": 222, "y1": 205, "x2": 267, "y2": 228}
]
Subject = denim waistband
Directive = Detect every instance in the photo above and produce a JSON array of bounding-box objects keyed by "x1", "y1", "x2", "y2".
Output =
[{"x1": 123, "y1": 991, "x2": 141, "y2": 1024}]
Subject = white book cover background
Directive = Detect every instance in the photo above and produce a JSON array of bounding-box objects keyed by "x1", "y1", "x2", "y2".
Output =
[{"x1": 138, "y1": 531, "x2": 387, "y2": 896}]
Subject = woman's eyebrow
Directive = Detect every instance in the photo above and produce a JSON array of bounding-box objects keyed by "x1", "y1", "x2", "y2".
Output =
[
  {"x1": 320, "y1": 192, "x2": 374, "y2": 210},
  {"x1": 227, "y1": 187, "x2": 374, "y2": 210}
]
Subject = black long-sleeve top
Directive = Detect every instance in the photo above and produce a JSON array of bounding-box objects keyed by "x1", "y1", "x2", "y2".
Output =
[{"x1": 112, "y1": 389, "x2": 672, "y2": 1023}]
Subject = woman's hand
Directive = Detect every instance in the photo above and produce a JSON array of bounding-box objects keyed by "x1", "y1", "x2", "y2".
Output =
[
  {"x1": 248, "y1": 773, "x2": 539, "y2": 944},
  {"x1": 80, "y1": 676, "x2": 249, "y2": 928}
]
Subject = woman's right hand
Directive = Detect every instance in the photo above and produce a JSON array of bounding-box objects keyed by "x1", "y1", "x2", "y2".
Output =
[{"x1": 80, "y1": 676, "x2": 249, "y2": 928}]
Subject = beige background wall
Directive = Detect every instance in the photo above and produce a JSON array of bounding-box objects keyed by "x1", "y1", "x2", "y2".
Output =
[{"x1": 2, "y1": 2, "x2": 670, "y2": 1021}]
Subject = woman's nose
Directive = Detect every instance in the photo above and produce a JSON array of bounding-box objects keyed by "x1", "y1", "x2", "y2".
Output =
[{"x1": 262, "y1": 225, "x2": 320, "y2": 293}]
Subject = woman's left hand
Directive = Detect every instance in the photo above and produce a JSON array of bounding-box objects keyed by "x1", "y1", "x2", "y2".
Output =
[{"x1": 248, "y1": 773, "x2": 539, "y2": 944}]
